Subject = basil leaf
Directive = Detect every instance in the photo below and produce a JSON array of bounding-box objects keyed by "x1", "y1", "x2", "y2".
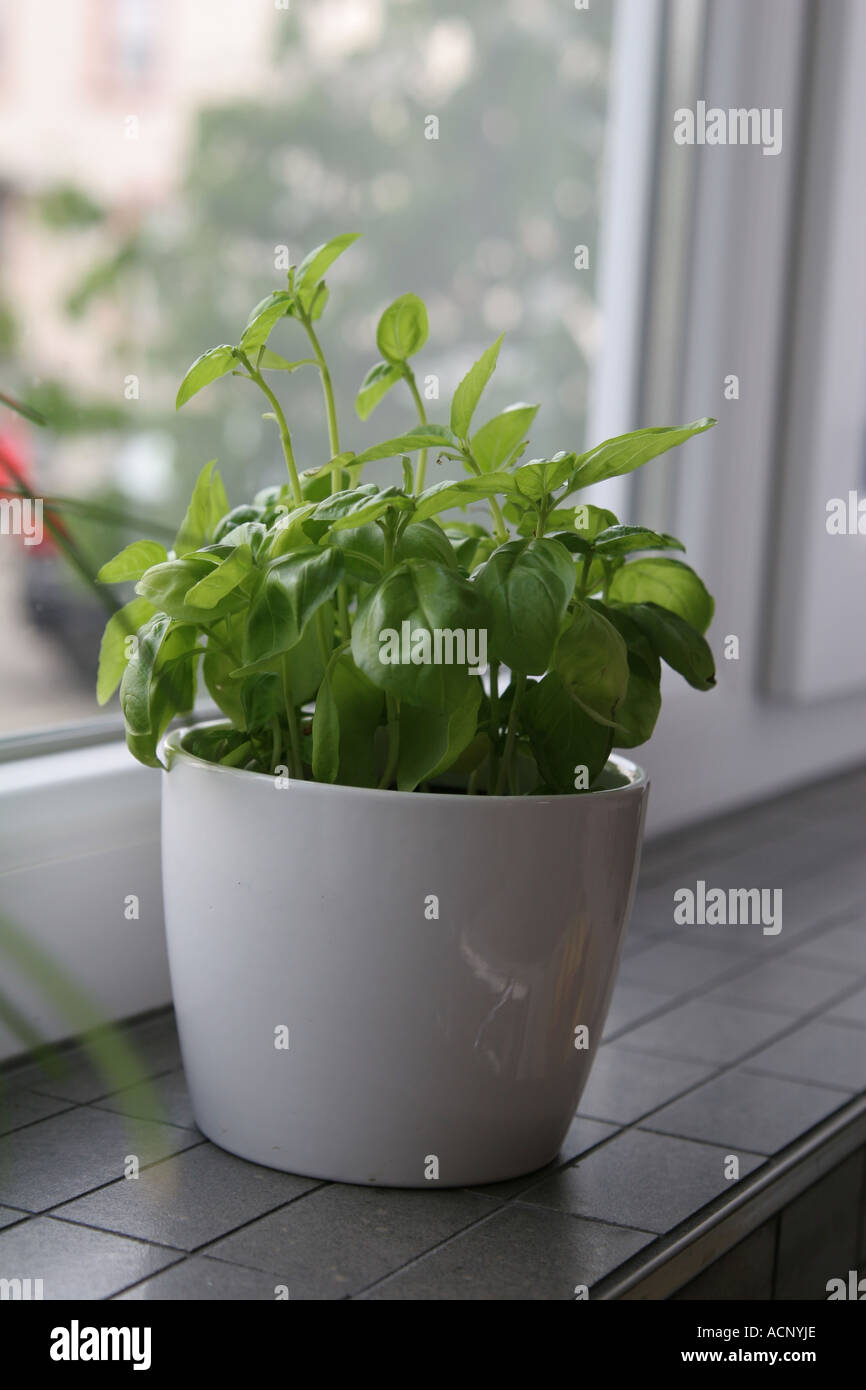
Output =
[
  {"x1": 353, "y1": 424, "x2": 456, "y2": 466},
  {"x1": 568, "y1": 418, "x2": 715, "y2": 491},
  {"x1": 136, "y1": 557, "x2": 246, "y2": 624},
  {"x1": 608, "y1": 556, "x2": 714, "y2": 634},
  {"x1": 183, "y1": 544, "x2": 254, "y2": 609},
  {"x1": 617, "y1": 601, "x2": 716, "y2": 691},
  {"x1": 471, "y1": 402, "x2": 539, "y2": 472},
  {"x1": 554, "y1": 600, "x2": 629, "y2": 727},
  {"x1": 592, "y1": 525, "x2": 685, "y2": 558},
  {"x1": 97, "y1": 540, "x2": 168, "y2": 583},
  {"x1": 413, "y1": 473, "x2": 517, "y2": 521},
  {"x1": 312, "y1": 646, "x2": 384, "y2": 787},
  {"x1": 174, "y1": 460, "x2": 230, "y2": 556},
  {"x1": 376, "y1": 293, "x2": 429, "y2": 363},
  {"x1": 175, "y1": 345, "x2": 236, "y2": 409},
  {"x1": 294, "y1": 232, "x2": 360, "y2": 307},
  {"x1": 397, "y1": 678, "x2": 482, "y2": 790},
  {"x1": 450, "y1": 336, "x2": 503, "y2": 439},
  {"x1": 475, "y1": 538, "x2": 575, "y2": 674},
  {"x1": 352, "y1": 560, "x2": 490, "y2": 711},
  {"x1": 96, "y1": 596, "x2": 156, "y2": 705},
  {"x1": 240, "y1": 292, "x2": 294, "y2": 352},
  {"x1": 243, "y1": 547, "x2": 343, "y2": 665},
  {"x1": 522, "y1": 672, "x2": 613, "y2": 791},
  {"x1": 356, "y1": 361, "x2": 403, "y2": 420}
]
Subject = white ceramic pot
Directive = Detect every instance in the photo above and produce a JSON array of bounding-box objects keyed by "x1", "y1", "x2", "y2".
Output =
[{"x1": 161, "y1": 727, "x2": 649, "y2": 1188}]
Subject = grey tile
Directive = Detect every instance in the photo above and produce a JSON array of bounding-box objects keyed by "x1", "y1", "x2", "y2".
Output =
[
  {"x1": 0, "y1": 1215, "x2": 180, "y2": 1299},
  {"x1": 470, "y1": 1115, "x2": 620, "y2": 1199},
  {"x1": 577, "y1": 1046, "x2": 715, "y2": 1124},
  {"x1": 619, "y1": 941, "x2": 744, "y2": 994},
  {"x1": 674, "y1": 1221, "x2": 778, "y2": 1300},
  {"x1": 56, "y1": 1142, "x2": 317, "y2": 1251},
  {"x1": 603, "y1": 984, "x2": 675, "y2": 1038},
  {"x1": 642, "y1": 1068, "x2": 849, "y2": 1154},
  {"x1": 775, "y1": 1154, "x2": 865, "y2": 1299},
  {"x1": 826, "y1": 987, "x2": 866, "y2": 1027},
  {"x1": 0, "y1": 1089, "x2": 73, "y2": 1136},
  {"x1": 521, "y1": 1128, "x2": 765, "y2": 1234},
  {"x1": 209, "y1": 1184, "x2": 500, "y2": 1300},
  {"x1": 0, "y1": 1104, "x2": 201, "y2": 1212},
  {"x1": 20, "y1": 1014, "x2": 181, "y2": 1104},
  {"x1": 116, "y1": 1255, "x2": 287, "y2": 1301},
  {"x1": 792, "y1": 921, "x2": 866, "y2": 972},
  {"x1": 93, "y1": 1070, "x2": 197, "y2": 1131},
  {"x1": 360, "y1": 1203, "x2": 653, "y2": 1299},
  {"x1": 705, "y1": 958, "x2": 851, "y2": 1017},
  {"x1": 0, "y1": 1205, "x2": 28, "y2": 1231},
  {"x1": 618, "y1": 1000, "x2": 790, "y2": 1066},
  {"x1": 745, "y1": 1020, "x2": 866, "y2": 1093}
]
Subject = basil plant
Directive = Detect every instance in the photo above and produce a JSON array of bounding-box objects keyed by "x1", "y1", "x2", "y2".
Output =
[{"x1": 97, "y1": 233, "x2": 716, "y2": 795}]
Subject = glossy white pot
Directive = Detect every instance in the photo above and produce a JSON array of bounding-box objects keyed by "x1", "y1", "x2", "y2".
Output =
[{"x1": 161, "y1": 728, "x2": 649, "y2": 1188}]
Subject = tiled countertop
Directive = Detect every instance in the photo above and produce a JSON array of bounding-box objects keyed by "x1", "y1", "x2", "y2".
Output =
[{"x1": 1, "y1": 768, "x2": 865, "y2": 1300}]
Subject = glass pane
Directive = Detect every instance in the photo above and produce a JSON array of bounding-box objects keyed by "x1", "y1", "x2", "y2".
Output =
[{"x1": 0, "y1": 0, "x2": 616, "y2": 736}]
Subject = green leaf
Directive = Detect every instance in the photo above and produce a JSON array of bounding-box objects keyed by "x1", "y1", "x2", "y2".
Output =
[
  {"x1": 574, "y1": 504, "x2": 619, "y2": 539},
  {"x1": 203, "y1": 644, "x2": 247, "y2": 727},
  {"x1": 608, "y1": 556, "x2": 714, "y2": 633},
  {"x1": 120, "y1": 616, "x2": 197, "y2": 766},
  {"x1": 240, "y1": 291, "x2": 294, "y2": 352},
  {"x1": 174, "y1": 460, "x2": 230, "y2": 557},
  {"x1": 356, "y1": 361, "x2": 403, "y2": 420},
  {"x1": 352, "y1": 560, "x2": 491, "y2": 711},
  {"x1": 257, "y1": 349, "x2": 316, "y2": 372},
  {"x1": 617, "y1": 601, "x2": 716, "y2": 691},
  {"x1": 413, "y1": 473, "x2": 517, "y2": 521},
  {"x1": 471, "y1": 403, "x2": 540, "y2": 472},
  {"x1": 136, "y1": 557, "x2": 243, "y2": 624},
  {"x1": 175, "y1": 345, "x2": 236, "y2": 409},
  {"x1": 398, "y1": 518, "x2": 458, "y2": 570},
  {"x1": 397, "y1": 679, "x2": 482, "y2": 791},
  {"x1": 183, "y1": 545, "x2": 254, "y2": 609},
  {"x1": 554, "y1": 600, "x2": 630, "y2": 727},
  {"x1": 352, "y1": 424, "x2": 457, "y2": 466},
  {"x1": 313, "y1": 646, "x2": 384, "y2": 787},
  {"x1": 450, "y1": 336, "x2": 503, "y2": 439},
  {"x1": 522, "y1": 672, "x2": 613, "y2": 791},
  {"x1": 97, "y1": 540, "x2": 168, "y2": 583},
  {"x1": 96, "y1": 596, "x2": 156, "y2": 704},
  {"x1": 592, "y1": 525, "x2": 685, "y2": 558},
  {"x1": 514, "y1": 452, "x2": 576, "y2": 501},
  {"x1": 294, "y1": 232, "x2": 360, "y2": 307},
  {"x1": 243, "y1": 547, "x2": 343, "y2": 666},
  {"x1": 376, "y1": 293, "x2": 429, "y2": 363},
  {"x1": 568, "y1": 418, "x2": 716, "y2": 491},
  {"x1": 474, "y1": 538, "x2": 575, "y2": 674},
  {"x1": 314, "y1": 484, "x2": 414, "y2": 531}
]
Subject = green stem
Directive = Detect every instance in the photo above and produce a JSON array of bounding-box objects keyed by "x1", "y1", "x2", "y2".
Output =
[
  {"x1": 488, "y1": 659, "x2": 501, "y2": 792},
  {"x1": 379, "y1": 693, "x2": 400, "y2": 789},
  {"x1": 464, "y1": 448, "x2": 508, "y2": 543},
  {"x1": 281, "y1": 655, "x2": 305, "y2": 780},
  {"x1": 494, "y1": 673, "x2": 526, "y2": 796},
  {"x1": 220, "y1": 740, "x2": 253, "y2": 768},
  {"x1": 240, "y1": 356, "x2": 303, "y2": 506},
  {"x1": 301, "y1": 314, "x2": 351, "y2": 642},
  {"x1": 302, "y1": 318, "x2": 341, "y2": 481},
  {"x1": 405, "y1": 369, "x2": 429, "y2": 493},
  {"x1": 270, "y1": 715, "x2": 282, "y2": 772}
]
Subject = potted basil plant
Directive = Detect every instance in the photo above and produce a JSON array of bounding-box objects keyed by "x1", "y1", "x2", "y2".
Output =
[{"x1": 97, "y1": 233, "x2": 716, "y2": 1187}]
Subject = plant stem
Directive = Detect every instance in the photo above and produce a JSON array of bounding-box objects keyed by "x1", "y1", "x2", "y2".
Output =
[
  {"x1": 240, "y1": 355, "x2": 303, "y2": 505},
  {"x1": 463, "y1": 448, "x2": 508, "y2": 543},
  {"x1": 281, "y1": 655, "x2": 305, "y2": 780},
  {"x1": 378, "y1": 693, "x2": 400, "y2": 789},
  {"x1": 488, "y1": 659, "x2": 501, "y2": 792},
  {"x1": 270, "y1": 715, "x2": 281, "y2": 772},
  {"x1": 220, "y1": 740, "x2": 253, "y2": 768},
  {"x1": 494, "y1": 673, "x2": 526, "y2": 796},
  {"x1": 301, "y1": 314, "x2": 351, "y2": 642},
  {"x1": 405, "y1": 369, "x2": 429, "y2": 493},
  {"x1": 302, "y1": 317, "x2": 342, "y2": 483}
]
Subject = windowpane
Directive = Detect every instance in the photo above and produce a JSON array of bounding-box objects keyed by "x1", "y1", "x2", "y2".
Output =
[{"x1": 0, "y1": 0, "x2": 616, "y2": 735}]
